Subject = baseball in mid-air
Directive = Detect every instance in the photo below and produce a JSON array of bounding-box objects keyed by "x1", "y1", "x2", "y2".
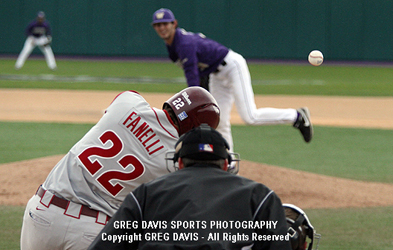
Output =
[{"x1": 308, "y1": 50, "x2": 324, "y2": 66}]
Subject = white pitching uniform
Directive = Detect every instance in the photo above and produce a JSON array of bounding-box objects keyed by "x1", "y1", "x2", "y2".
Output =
[{"x1": 20, "y1": 91, "x2": 179, "y2": 250}]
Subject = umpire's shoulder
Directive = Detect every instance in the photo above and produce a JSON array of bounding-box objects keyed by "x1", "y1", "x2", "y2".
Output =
[
  {"x1": 232, "y1": 173, "x2": 274, "y2": 194},
  {"x1": 234, "y1": 172, "x2": 269, "y2": 186}
]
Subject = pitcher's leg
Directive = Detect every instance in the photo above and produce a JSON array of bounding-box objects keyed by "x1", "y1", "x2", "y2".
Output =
[
  {"x1": 210, "y1": 75, "x2": 235, "y2": 152},
  {"x1": 228, "y1": 52, "x2": 297, "y2": 125}
]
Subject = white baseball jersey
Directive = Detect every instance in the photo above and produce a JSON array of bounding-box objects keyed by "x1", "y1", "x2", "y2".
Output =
[{"x1": 43, "y1": 91, "x2": 178, "y2": 216}]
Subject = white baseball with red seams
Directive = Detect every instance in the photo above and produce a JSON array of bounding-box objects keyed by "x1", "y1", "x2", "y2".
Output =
[{"x1": 308, "y1": 50, "x2": 324, "y2": 66}]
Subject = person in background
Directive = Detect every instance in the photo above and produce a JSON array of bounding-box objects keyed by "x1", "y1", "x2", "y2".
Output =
[
  {"x1": 151, "y1": 8, "x2": 313, "y2": 153},
  {"x1": 15, "y1": 11, "x2": 57, "y2": 70}
]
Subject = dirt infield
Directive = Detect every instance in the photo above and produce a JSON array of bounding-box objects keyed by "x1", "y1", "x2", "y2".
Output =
[
  {"x1": 2, "y1": 88, "x2": 393, "y2": 129},
  {"x1": 1, "y1": 88, "x2": 393, "y2": 209}
]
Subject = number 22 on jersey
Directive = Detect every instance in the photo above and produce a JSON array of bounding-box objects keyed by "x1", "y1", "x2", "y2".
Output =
[{"x1": 78, "y1": 130, "x2": 145, "y2": 197}]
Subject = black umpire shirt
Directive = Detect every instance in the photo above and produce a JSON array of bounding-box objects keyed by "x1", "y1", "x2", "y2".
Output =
[{"x1": 88, "y1": 164, "x2": 291, "y2": 250}]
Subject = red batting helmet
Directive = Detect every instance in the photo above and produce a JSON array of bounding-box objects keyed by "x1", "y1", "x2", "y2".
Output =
[{"x1": 163, "y1": 87, "x2": 220, "y2": 136}]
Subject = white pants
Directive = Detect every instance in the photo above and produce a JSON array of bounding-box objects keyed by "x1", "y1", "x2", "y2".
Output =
[
  {"x1": 210, "y1": 50, "x2": 297, "y2": 151},
  {"x1": 15, "y1": 36, "x2": 57, "y2": 70},
  {"x1": 20, "y1": 194, "x2": 105, "y2": 250}
]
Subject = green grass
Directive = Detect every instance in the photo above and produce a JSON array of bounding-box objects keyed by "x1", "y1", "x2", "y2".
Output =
[
  {"x1": 0, "y1": 122, "x2": 93, "y2": 164},
  {"x1": 248, "y1": 63, "x2": 393, "y2": 96},
  {"x1": 0, "y1": 58, "x2": 184, "y2": 78},
  {"x1": 304, "y1": 206, "x2": 393, "y2": 250},
  {"x1": 0, "y1": 58, "x2": 186, "y2": 92},
  {"x1": 0, "y1": 206, "x2": 24, "y2": 250},
  {"x1": 1, "y1": 58, "x2": 393, "y2": 96},
  {"x1": 232, "y1": 125, "x2": 393, "y2": 183},
  {"x1": 0, "y1": 80, "x2": 185, "y2": 93}
]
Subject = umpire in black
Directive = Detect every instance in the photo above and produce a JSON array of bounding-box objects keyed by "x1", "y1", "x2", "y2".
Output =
[{"x1": 88, "y1": 124, "x2": 291, "y2": 250}]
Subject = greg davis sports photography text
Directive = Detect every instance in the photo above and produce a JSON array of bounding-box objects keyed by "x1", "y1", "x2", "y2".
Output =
[{"x1": 101, "y1": 220, "x2": 290, "y2": 244}]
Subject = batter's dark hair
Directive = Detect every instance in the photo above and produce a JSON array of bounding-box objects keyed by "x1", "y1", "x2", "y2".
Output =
[{"x1": 163, "y1": 104, "x2": 179, "y2": 129}]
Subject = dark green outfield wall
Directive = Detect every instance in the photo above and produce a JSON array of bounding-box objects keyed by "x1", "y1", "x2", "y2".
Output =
[{"x1": 2, "y1": 0, "x2": 393, "y2": 61}]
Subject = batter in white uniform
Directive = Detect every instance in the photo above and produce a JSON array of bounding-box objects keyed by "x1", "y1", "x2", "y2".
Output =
[
  {"x1": 152, "y1": 8, "x2": 313, "y2": 150},
  {"x1": 20, "y1": 87, "x2": 220, "y2": 250}
]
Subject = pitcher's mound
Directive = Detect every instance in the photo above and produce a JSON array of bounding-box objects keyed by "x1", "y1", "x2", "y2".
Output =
[{"x1": 2, "y1": 155, "x2": 393, "y2": 209}]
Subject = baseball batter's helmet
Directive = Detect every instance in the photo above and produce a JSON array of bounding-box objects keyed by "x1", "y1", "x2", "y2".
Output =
[
  {"x1": 163, "y1": 87, "x2": 220, "y2": 136},
  {"x1": 152, "y1": 8, "x2": 175, "y2": 24},
  {"x1": 283, "y1": 203, "x2": 321, "y2": 250}
]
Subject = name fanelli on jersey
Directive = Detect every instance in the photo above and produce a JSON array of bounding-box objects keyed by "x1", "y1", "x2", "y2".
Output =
[{"x1": 122, "y1": 111, "x2": 164, "y2": 156}]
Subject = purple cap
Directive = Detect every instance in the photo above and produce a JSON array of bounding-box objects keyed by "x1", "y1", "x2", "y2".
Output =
[{"x1": 152, "y1": 8, "x2": 175, "y2": 24}]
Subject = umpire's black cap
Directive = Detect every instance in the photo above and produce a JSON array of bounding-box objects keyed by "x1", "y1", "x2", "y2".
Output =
[{"x1": 174, "y1": 124, "x2": 230, "y2": 162}]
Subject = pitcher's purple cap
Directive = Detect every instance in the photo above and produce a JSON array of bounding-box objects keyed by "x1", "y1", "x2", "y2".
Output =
[{"x1": 152, "y1": 8, "x2": 175, "y2": 24}]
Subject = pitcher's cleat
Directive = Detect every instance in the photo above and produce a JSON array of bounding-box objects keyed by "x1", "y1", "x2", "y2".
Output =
[{"x1": 293, "y1": 107, "x2": 313, "y2": 143}]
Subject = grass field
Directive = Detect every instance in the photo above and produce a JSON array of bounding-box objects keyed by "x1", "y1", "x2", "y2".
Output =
[
  {"x1": 1, "y1": 57, "x2": 393, "y2": 249},
  {"x1": 1, "y1": 57, "x2": 393, "y2": 96}
]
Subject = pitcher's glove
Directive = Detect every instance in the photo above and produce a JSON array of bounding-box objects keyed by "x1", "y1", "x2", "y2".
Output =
[{"x1": 43, "y1": 36, "x2": 52, "y2": 46}]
